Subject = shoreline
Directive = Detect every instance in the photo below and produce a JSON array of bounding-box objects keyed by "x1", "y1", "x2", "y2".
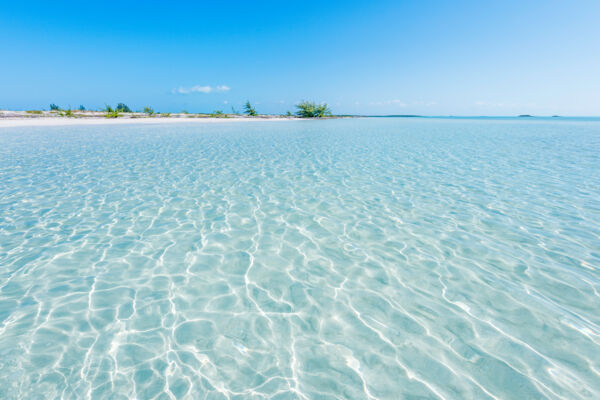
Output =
[
  {"x1": 0, "y1": 116, "x2": 299, "y2": 128},
  {"x1": 0, "y1": 110, "x2": 344, "y2": 128}
]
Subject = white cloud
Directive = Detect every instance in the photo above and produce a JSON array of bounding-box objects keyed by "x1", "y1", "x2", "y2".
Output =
[
  {"x1": 413, "y1": 100, "x2": 436, "y2": 107},
  {"x1": 474, "y1": 101, "x2": 540, "y2": 108},
  {"x1": 369, "y1": 99, "x2": 407, "y2": 106},
  {"x1": 369, "y1": 100, "x2": 437, "y2": 107},
  {"x1": 172, "y1": 85, "x2": 230, "y2": 94}
]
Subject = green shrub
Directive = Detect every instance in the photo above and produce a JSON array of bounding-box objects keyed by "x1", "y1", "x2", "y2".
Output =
[
  {"x1": 210, "y1": 110, "x2": 228, "y2": 118},
  {"x1": 143, "y1": 106, "x2": 154, "y2": 115},
  {"x1": 26, "y1": 110, "x2": 43, "y2": 114},
  {"x1": 161, "y1": 112, "x2": 171, "y2": 117},
  {"x1": 58, "y1": 109, "x2": 74, "y2": 117},
  {"x1": 49, "y1": 104, "x2": 60, "y2": 111},
  {"x1": 244, "y1": 101, "x2": 257, "y2": 116},
  {"x1": 116, "y1": 103, "x2": 132, "y2": 112},
  {"x1": 79, "y1": 105, "x2": 86, "y2": 111},
  {"x1": 295, "y1": 101, "x2": 331, "y2": 118},
  {"x1": 105, "y1": 110, "x2": 120, "y2": 118},
  {"x1": 104, "y1": 104, "x2": 114, "y2": 113}
]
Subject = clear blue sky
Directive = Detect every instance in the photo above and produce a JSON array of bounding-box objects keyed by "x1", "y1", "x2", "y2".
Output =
[{"x1": 1, "y1": 0, "x2": 599, "y2": 115}]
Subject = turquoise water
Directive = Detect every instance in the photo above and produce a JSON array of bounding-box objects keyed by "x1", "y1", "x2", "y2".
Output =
[{"x1": 0, "y1": 118, "x2": 599, "y2": 399}]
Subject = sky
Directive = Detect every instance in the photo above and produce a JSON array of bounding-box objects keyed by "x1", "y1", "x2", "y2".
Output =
[{"x1": 1, "y1": 0, "x2": 599, "y2": 116}]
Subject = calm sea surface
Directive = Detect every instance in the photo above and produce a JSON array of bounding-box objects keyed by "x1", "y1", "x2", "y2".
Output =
[{"x1": 0, "y1": 118, "x2": 599, "y2": 399}]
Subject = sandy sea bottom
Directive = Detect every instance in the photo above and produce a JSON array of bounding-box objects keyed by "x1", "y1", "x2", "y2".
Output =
[{"x1": 0, "y1": 118, "x2": 599, "y2": 399}]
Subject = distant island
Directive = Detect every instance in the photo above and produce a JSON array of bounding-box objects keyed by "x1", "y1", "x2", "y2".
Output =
[{"x1": 518, "y1": 114, "x2": 533, "y2": 117}]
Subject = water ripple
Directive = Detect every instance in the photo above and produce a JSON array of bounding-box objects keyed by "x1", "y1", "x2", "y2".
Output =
[{"x1": 0, "y1": 118, "x2": 599, "y2": 399}]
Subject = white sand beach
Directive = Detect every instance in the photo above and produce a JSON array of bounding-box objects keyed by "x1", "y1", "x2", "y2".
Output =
[
  {"x1": 0, "y1": 117, "x2": 298, "y2": 128},
  {"x1": 0, "y1": 110, "x2": 300, "y2": 128}
]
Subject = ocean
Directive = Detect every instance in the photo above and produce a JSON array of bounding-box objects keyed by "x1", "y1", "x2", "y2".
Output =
[{"x1": 0, "y1": 117, "x2": 599, "y2": 398}]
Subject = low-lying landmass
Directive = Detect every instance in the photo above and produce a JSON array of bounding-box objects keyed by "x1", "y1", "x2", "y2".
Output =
[
  {"x1": 1, "y1": 109, "x2": 299, "y2": 120},
  {"x1": 0, "y1": 101, "x2": 345, "y2": 127}
]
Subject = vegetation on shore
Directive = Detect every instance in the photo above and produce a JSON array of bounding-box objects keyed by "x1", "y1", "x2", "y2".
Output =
[
  {"x1": 105, "y1": 110, "x2": 121, "y2": 118},
  {"x1": 102, "y1": 104, "x2": 119, "y2": 118},
  {"x1": 6, "y1": 101, "x2": 343, "y2": 120},
  {"x1": 116, "y1": 103, "x2": 132, "y2": 112},
  {"x1": 210, "y1": 110, "x2": 228, "y2": 118},
  {"x1": 244, "y1": 101, "x2": 257, "y2": 116},
  {"x1": 295, "y1": 101, "x2": 331, "y2": 118}
]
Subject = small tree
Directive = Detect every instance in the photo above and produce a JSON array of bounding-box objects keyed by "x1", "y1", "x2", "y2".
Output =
[
  {"x1": 49, "y1": 104, "x2": 60, "y2": 111},
  {"x1": 116, "y1": 103, "x2": 132, "y2": 112},
  {"x1": 295, "y1": 101, "x2": 331, "y2": 118},
  {"x1": 104, "y1": 104, "x2": 114, "y2": 112},
  {"x1": 79, "y1": 105, "x2": 86, "y2": 111},
  {"x1": 244, "y1": 101, "x2": 257, "y2": 116},
  {"x1": 143, "y1": 106, "x2": 155, "y2": 115}
]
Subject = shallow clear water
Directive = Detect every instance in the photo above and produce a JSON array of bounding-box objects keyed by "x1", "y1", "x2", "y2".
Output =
[{"x1": 0, "y1": 118, "x2": 599, "y2": 399}]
